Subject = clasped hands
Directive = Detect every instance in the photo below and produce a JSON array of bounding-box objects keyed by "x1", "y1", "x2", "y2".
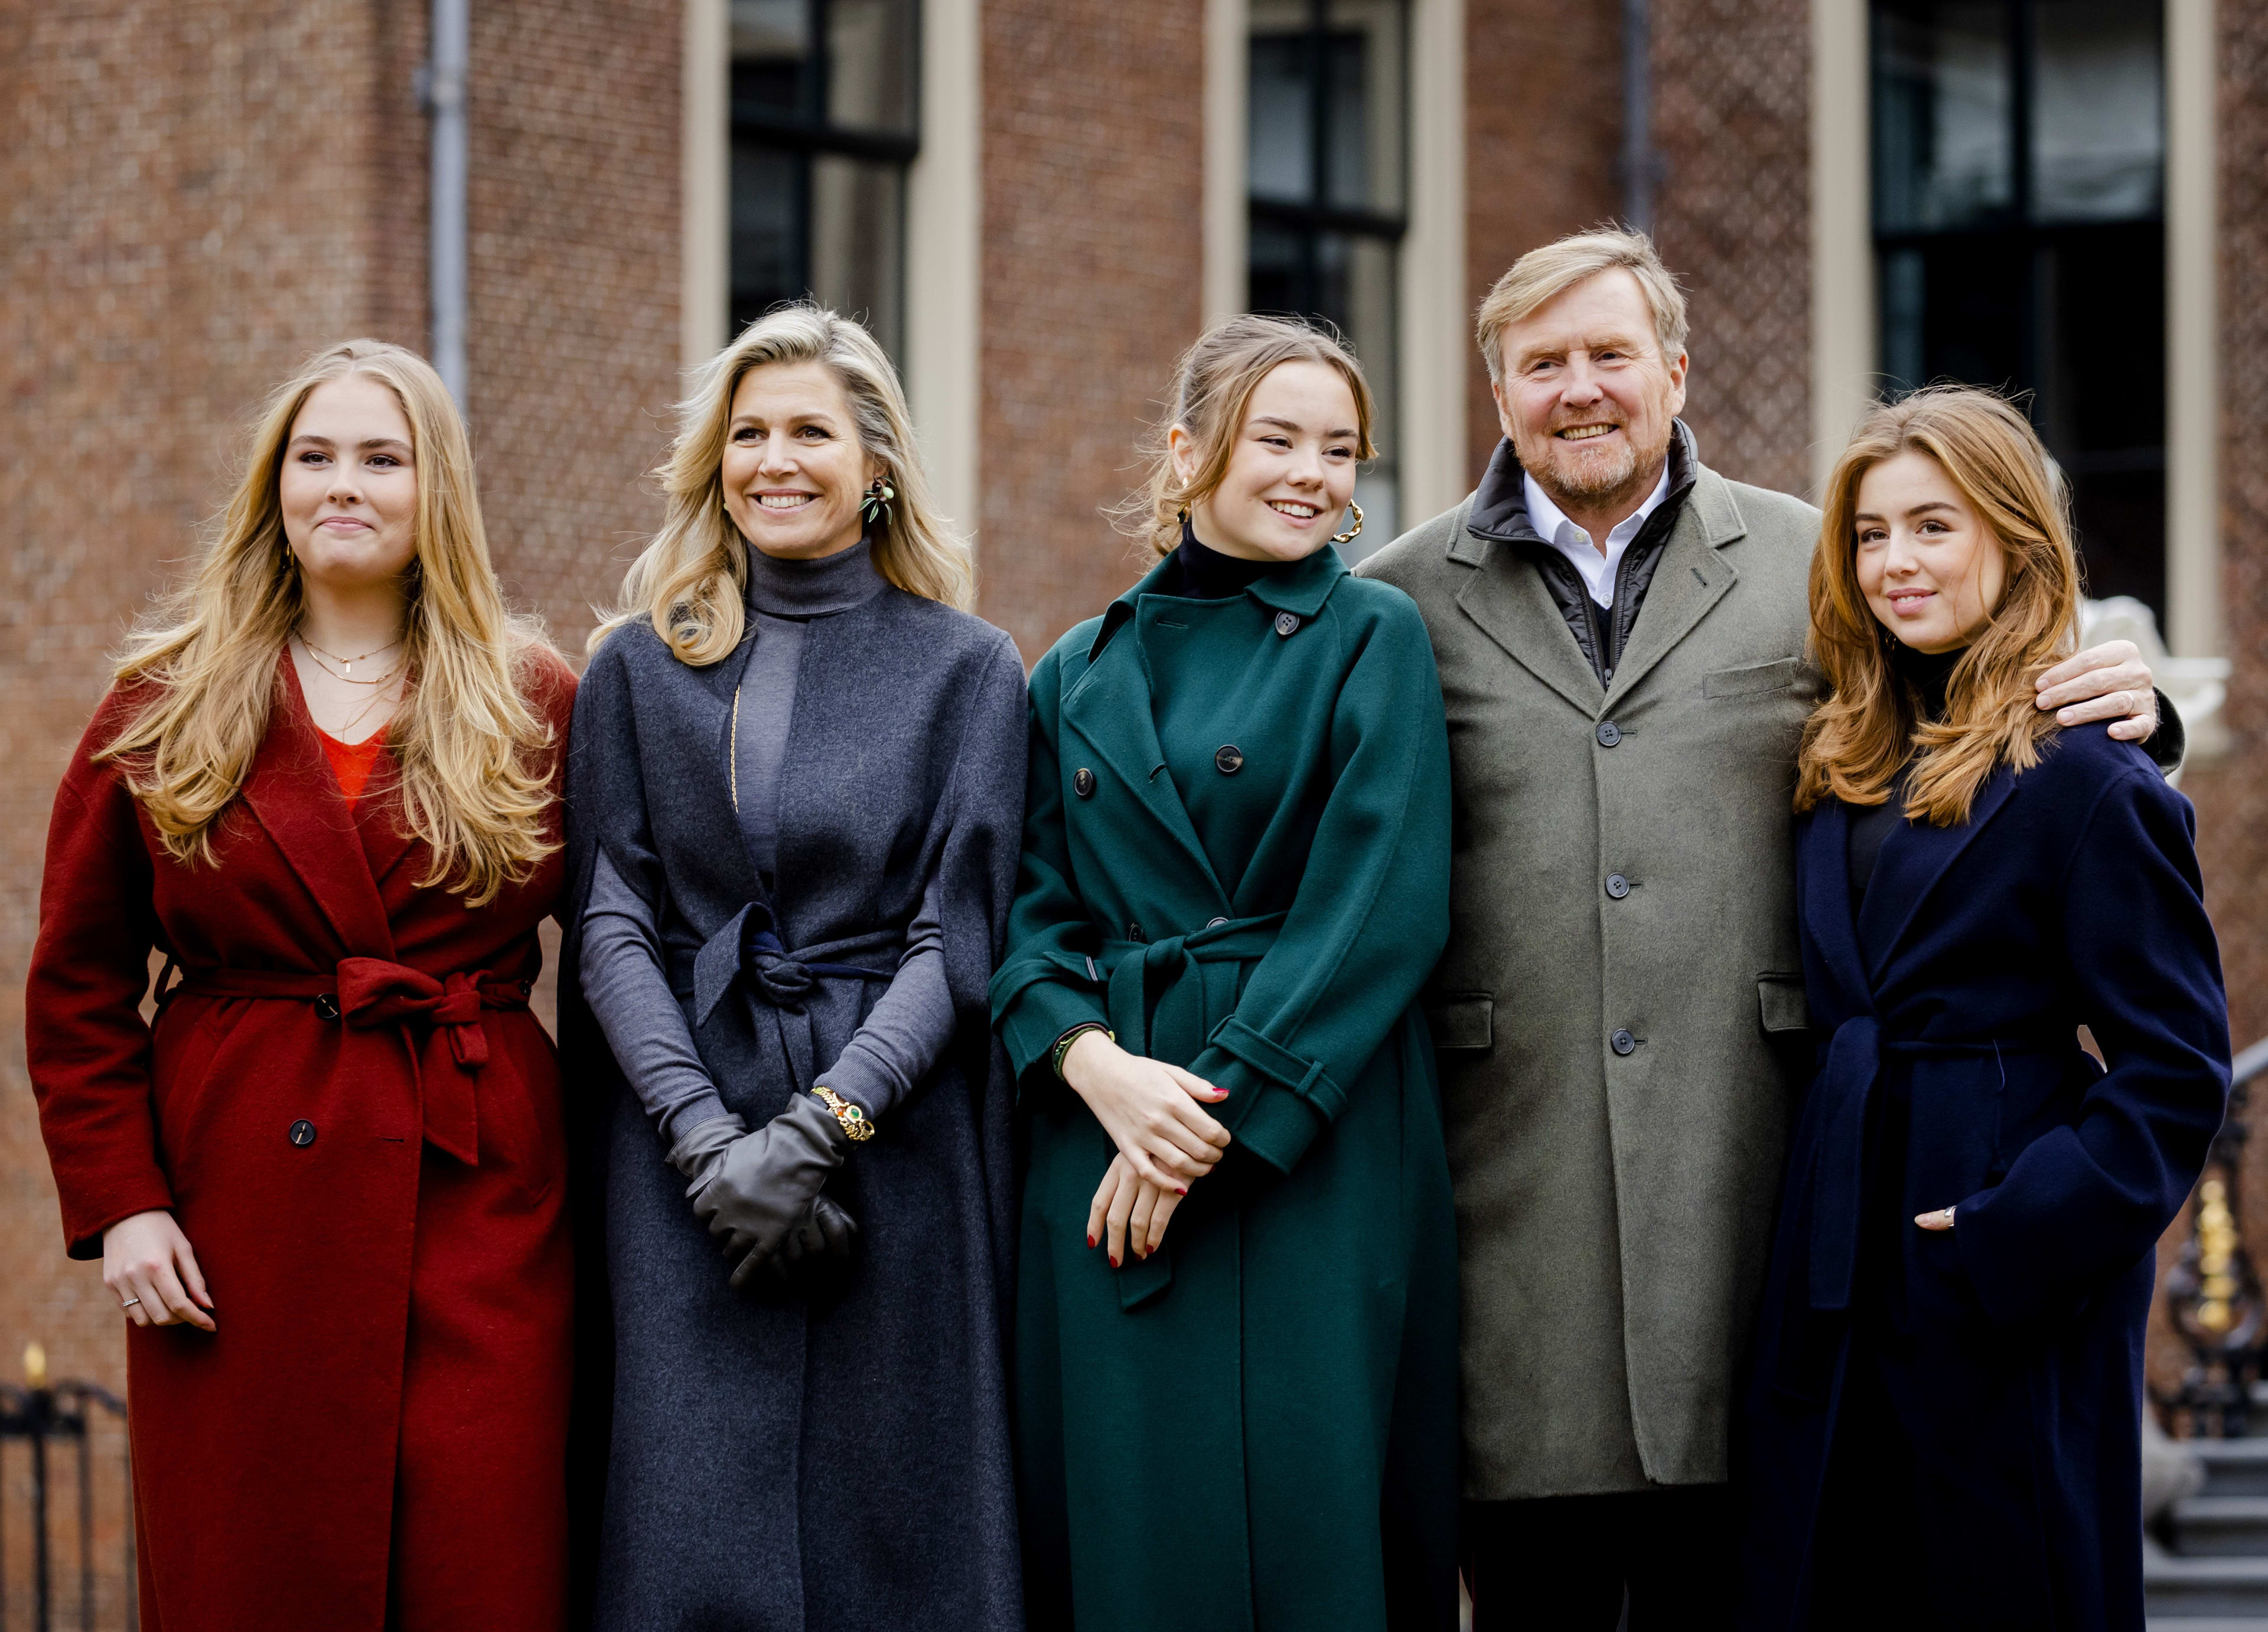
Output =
[
  {"x1": 668, "y1": 1093, "x2": 860, "y2": 1293},
  {"x1": 1060, "y1": 1029, "x2": 1232, "y2": 1267}
]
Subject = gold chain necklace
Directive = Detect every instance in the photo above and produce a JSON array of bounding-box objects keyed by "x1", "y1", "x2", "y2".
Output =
[{"x1": 296, "y1": 631, "x2": 404, "y2": 686}]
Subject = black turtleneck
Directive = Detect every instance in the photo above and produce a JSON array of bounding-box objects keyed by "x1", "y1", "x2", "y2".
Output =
[
  {"x1": 1846, "y1": 641, "x2": 1967, "y2": 909},
  {"x1": 1164, "y1": 517, "x2": 1291, "y2": 599}
]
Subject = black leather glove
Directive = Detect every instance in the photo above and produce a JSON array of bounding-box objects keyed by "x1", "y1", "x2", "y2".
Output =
[
  {"x1": 666, "y1": 1095, "x2": 851, "y2": 1290},
  {"x1": 749, "y1": 1193, "x2": 861, "y2": 1298}
]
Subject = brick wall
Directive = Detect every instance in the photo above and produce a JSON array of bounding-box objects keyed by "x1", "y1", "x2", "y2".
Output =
[
  {"x1": 975, "y1": 0, "x2": 1206, "y2": 661},
  {"x1": 1461, "y1": 0, "x2": 1622, "y2": 487},
  {"x1": 2186, "y1": 0, "x2": 2268, "y2": 1061},
  {"x1": 1649, "y1": 0, "x2": 1814, "y2": 499},
  {"x1": 464, "y1": 0, "x2": 680, "y2": 654}
]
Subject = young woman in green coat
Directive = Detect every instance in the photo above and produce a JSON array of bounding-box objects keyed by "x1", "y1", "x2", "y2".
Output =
[{"x1": 992, "y1": 315, "x2": 1461, "y2": 1631}]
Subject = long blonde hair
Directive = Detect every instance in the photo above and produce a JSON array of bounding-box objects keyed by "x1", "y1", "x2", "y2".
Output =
[
  {"x1": 102, "y1": 340, "x2": 561, "y2": 906},
  {"x1": 1116, "y1": 314, "x2": 1377, "y2": 557},
  {"x1": 592, "y1": 304, "x2": 972, "y2": 666},
  {"x1": 1795, "y1": 387, "x2": 2082, "y2": 826}
]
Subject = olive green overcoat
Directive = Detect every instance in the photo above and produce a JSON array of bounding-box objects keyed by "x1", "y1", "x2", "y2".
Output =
[
  {"x1": 1357, "y1": 451, "x2": 1824, "y2": 1500},
  {"x1": 992, "y1": 545, "x2": 1461, "y2": 1632}
]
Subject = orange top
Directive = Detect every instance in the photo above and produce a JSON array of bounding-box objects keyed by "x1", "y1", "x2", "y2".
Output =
[{"x1": 316, "y1": 727, "x2": 390, "y2": 810}]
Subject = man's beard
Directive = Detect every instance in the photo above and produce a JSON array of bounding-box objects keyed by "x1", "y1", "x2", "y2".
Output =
[{"x1": 1522, "y1": 421, "x2": 1670, "y2": 511}]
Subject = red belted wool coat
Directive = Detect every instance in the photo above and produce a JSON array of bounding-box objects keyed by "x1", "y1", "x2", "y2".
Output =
[{"x1": 25, "y1": 653, "x2": 578, "y2": 1632}]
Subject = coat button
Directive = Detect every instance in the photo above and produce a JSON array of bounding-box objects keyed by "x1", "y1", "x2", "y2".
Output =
[
  {"x1": 1214, "y1": 745, "x2": 1244, "y2": 775},
  {"x1": 1605, "y1": 873, "x2": 1631, "y2": 899},
  {"x1": 1596, "y1": 720, "x2": 1622, "y2": 748},
  {"x1": 1205, "y1": 916, "x2": 1228, "y2": 929},
  {"x1": 1073, "y1": 767, "x2": 1096, "y2": 798},
  {"x1": 288, "y1": 1119, "x2": 318, "y2": 1147},
  {"x1": 314, "y1": 994, "x2": 341, "y2": 1021},
  {"x1": 1275, "y1": 611, "x2": 1301, "y2": 638},
  {"x1": 1611, "y1": 1028, "x2": 1636, "y2": 1056},
  {"x1": 1128, "y1": 922, "x2": 1145, "y2": 944}
]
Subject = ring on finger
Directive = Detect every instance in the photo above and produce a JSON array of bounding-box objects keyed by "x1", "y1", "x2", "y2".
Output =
[{"x1": 120, "y1": 1297, "x2": 141, "y2": 1308}]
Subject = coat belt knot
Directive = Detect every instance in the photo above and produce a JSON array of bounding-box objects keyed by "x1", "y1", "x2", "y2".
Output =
[
  {"x1": 1094, "y1": 910, "x2": 1289, "y2": 1306},
  {"x1": 169, "y1": 957, "x2": 533, "y2": 1167},
  {"x1": 687, "y1": 900, "x2": 900, "y2": 1028}
]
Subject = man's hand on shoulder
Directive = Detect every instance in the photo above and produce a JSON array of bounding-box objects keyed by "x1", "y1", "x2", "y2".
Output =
[{"x1": 2036, "y1": 640, "x2": 2158, "y2": 743}]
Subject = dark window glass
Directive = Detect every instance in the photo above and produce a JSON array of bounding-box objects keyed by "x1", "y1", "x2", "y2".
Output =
[
  {"x1": 729, "y1": 0, "x2": 917, "y2": 354},
  {"x1": 1248, "y1": 0, "x2": 1406, "y2": 551},
  {"x1": 1872, "y1": 0, "x2": 2166, "y2": 616}
]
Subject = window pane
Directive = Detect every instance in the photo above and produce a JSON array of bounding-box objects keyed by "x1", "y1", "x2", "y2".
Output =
[
  {"x1": 1249, "y1": 24, "x2": 1314, "y2": 204},
  {"x1": 809, "y1": 154, "x2": 905, "y2": 356},
  {"x1": 731, "y1": 139, "x2": 803, "y2": 333},
  {"x1": 2031, "y1": 0, "x2": 2162, "y2": 221},
  {"x1": 1325, "y1": 0, "x2": 1404, "y2": 214},
  {"x1": 827, "y1": 0, "x2": 917, "y2": 133},
  {"x1": 1873, "y1": 223, "x2": 2166, "y2": 618},
  {"x1": 2036, "y1": 221, "x2": 2165, "y2": 608},
  {"x1": 1873, "y1": 1, "x2": 2013, "y2": 231},
  {"x1": 733, "y1": 0, "x2": 810, "y2": 119}
]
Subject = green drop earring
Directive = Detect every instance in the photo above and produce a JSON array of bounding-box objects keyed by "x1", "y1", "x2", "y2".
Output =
[{"x1": 861, "y1": 475, "x2": 896, "y2": 534}]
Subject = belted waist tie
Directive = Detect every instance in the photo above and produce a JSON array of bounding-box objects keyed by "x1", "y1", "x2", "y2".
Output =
[
  {"x1": 683, "y1": 901, "x2": 901, "y2": 1027},
  {"x1": 1089, "y1": 911, "x2": 1302, "y2": 1308},
  {"x1": 168, "y1": 957, "x2": 537, "y2": 1165},
  {"x1": 1807, "y1": 1017, "x2": 2061, "y2": 1312}
]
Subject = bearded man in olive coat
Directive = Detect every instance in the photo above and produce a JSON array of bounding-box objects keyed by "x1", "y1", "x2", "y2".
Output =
[{"x1": 1356, "y1": 227, "x2": 2174, "y2": 1628}]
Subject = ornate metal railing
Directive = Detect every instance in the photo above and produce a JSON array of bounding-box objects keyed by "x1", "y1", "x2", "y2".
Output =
[
  {"x1": 0, "y1": 1345, "x2": 134, "y2": 1632},
  {"x1": 2162, "y1": 1037, "x2": 2268, "y2": 1438}
]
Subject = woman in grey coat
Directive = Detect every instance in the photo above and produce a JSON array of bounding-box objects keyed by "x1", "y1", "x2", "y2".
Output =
[{"x1": 558, "y1": 305, "x2": 1028, "y2": 1630}]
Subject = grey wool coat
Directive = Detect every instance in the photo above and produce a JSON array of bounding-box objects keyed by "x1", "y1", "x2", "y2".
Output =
[
  {"x1": 1358, "y1": 432, "x2": 1823, "y2": 1499},
  {"x1": 556, "y1": 584, "x2": 1029, "y2": 1630}
]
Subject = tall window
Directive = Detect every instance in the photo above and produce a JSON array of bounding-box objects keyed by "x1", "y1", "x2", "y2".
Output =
[
  {"x1": 1872, "y1": 0, "x2": 2166, "y2": 614},
  {"x1": 731, "y1": 0, "x2": 917, "y2": 355},
  {"x1": 1248, "y1": 0, "x2": 1407, "y2": 549}
]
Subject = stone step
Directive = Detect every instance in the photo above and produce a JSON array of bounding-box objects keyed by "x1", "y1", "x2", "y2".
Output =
[
  {"x1": 2197, "y1": 1441, "x2": 2268, "y2": 1499},
  {"x1": 2172, "y1": 1497, "x2": 2268, "y2": 1556},
  {"x1": 2145, "y1": 1540, "x2": 2268, "y2": 1618}
]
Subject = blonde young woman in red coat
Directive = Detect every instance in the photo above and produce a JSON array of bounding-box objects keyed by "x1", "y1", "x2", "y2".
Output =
[{"x1": 26, "y1": 341, "x2": 576, "y2": 1632}]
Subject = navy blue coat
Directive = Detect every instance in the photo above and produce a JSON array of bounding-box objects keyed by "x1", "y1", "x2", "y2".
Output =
[{"x1": 1737, "y1": 724, "x2": 2229, "y2": 1630}]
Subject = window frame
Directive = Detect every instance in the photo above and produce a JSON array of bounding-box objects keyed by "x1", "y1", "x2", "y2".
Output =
[{"x1": 729, "y1": 0, "x2": 922, "y2": 347}]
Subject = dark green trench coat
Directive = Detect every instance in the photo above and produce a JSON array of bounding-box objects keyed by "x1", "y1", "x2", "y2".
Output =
[{"x1": 990, "y1": 545, "x2": 1461, "y2": 1632}]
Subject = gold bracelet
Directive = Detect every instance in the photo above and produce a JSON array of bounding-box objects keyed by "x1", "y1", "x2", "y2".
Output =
[{"x1": 810, "y1": 1085, "x2": 875, "y2": 1143}]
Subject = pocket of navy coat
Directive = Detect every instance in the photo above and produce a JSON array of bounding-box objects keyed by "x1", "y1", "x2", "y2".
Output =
[
  {"x1": 1756, "y1": 975, "x2": 1810, "y2": 1033},
  {"x1": 1424, "y1": 994, "x2": 1493, "y2": 1051},
  {"x1": 1703, "y1": 657, "x2": 1803, "y2": 698}
]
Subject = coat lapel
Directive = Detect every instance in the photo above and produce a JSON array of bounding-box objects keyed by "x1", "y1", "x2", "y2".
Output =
[
  {"x1": 1602, "y1": 468, "x2": 1742, "y2": 710},
  {"x1": 1855, "y1": 766, "x2": 2019, "y2": 982},
  {"x1": 1799, "y1": 802, "x2": 1872, "y2": 1016},
  {"x1": 1446, "y1": 505, "x2": 1604, "y2": 716},
  {"x1": 1061, "y1": 559, "x2": 1235, "y2": 900},
  {"x1": 243, "y1": 655, "x2": 396, "y2": 957}
]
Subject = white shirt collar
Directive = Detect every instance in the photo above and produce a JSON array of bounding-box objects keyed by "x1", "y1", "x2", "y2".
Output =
[{"x1": 1522, "y1": 462, "x2": 1674, "y2": 610}]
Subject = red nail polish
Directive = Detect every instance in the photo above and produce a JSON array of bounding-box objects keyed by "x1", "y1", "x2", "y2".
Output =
[
  {"x1": 1110, "y1": 1255, "x2": 1120, "y2": 1268},
  {"x1": 1176, "y1": 1187, "x2": 1188, "y2": 1196},
  {"x1": 1087, "y1": 1234, "x2": 1096, "y2": 1248}
]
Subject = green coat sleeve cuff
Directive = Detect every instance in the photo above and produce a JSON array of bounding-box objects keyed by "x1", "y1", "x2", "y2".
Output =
[
  {"x1": 998, "y1": 977, "x2": 1110, "y2": 1096},
  {"x1": 1190, "y1": 1017, "x2": 1348, "y2": 1175}
]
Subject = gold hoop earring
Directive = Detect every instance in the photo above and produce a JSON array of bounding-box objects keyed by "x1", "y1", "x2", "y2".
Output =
[{"x1": 1331, "y1": 501, "x2": 1364, "y2": 547}]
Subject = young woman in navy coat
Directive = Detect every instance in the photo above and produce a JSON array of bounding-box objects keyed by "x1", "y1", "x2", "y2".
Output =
[{"x1": 1736, "y1": 387, "x2": 2231, "y2": 1631}]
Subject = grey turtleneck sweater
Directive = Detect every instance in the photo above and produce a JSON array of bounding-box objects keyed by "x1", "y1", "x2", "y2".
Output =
[{"x1": 579, "y1": 541, "x2": 957, "y2": 1143}]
